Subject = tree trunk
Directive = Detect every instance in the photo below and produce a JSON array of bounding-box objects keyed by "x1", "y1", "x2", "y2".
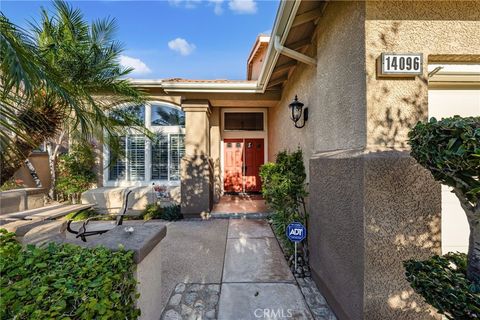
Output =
[
  {"x1": 24, "y1": 159, "x2": 43, "y2": 188},
  {"x1": 46, "y1": 144, "x2": 57, "y2": 200},
  {"x1": 46, "y1": 131, "x2": 66, "y2": 200},
  {"x1": 0, "y1": 105, "x2": 60, "y2": 186},
  {"x1": 467, "y1": 213, "x2": 480, "y2": 286},
  {"x1": 453, "y1": 188, "x2": 480, "y2": 286}
]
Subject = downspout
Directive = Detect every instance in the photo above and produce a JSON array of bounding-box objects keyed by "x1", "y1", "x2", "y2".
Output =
[{"x1": 273, "y1": 35, "x2": 316, "y2": 66}]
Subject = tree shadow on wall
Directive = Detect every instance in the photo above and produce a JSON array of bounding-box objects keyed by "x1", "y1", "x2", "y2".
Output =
[
  {"x1": 181, "y1": 143, "x2": 214, "y2": 217},
  {"x1": 367, "y1": 21, "x2": 430, "y2": 149},
  {"x1": 364, "y1": 152, "x2": 441, "y2": 319}
]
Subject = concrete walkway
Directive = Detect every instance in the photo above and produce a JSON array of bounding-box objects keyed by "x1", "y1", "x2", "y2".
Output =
[
  {"x1": 160, "y1": 219, "x2": 335, "y2": 320},
  {"x1": 218, "y1": 219, "x2": 313, "y2": 320}
]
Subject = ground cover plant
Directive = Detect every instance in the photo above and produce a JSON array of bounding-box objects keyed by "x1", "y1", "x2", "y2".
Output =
[
  {"x1": 0, "y1": 229, "x2": 140, "y2": 319},
  {"x1": 141, "y1": 204, "x2": 182, "y2": 221},
  {"x1": 260, "y1": 149, "x2": 308, "y2": 253},
  {"x1": 407, "y1": 116, "x2": 480, "y2": 316},
  {"x1": 404, "y1": 253, "x2": 480, "y2": 319}
]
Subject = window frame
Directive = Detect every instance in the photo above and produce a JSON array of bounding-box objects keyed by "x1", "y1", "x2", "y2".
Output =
[
  {"x1": 104, "y1": 101, "x2": 185, "y2": 186},
  {"x1": 223, "y1": 112, "x2": 265, "y2": 131}
]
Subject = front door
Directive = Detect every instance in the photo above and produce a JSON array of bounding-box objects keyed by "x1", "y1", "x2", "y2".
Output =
[
  {"x1": 223, "y1": 139, "x2": 264, "y2": 193},
  {"x1": 244, "y1": 139, "x2": 264, "y2": 192},
  {"x1": 224, "y1": 139, "x2": 244, "y2": 193}
]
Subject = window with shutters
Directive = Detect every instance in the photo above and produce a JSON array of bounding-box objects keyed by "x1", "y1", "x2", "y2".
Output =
[
  {"x1": 109, "y1": 137, "x2": 126, "y2": 180},
  {"x1": 109, "y1": 136, "x2": 145, "y2": 181},
  {"x1": 151, "y1": 134, "x2": 169, "y2": 180},
  {"x1": 107, "y1": 102, "x2": 185, "y2": 184},
  {"x1": 127, "y1": 136, "x2": 145, "y2": 181},
  {"x1": 169, "y1": 134, "x2": 185, "y2": 181}
]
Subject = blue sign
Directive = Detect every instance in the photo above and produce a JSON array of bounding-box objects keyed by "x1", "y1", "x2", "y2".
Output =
[{"x1": 286, "y1": 222, "x2": 306, "y2": 242}]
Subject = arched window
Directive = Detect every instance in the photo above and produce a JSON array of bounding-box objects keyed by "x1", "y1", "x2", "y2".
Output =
[
  {"x1": 151, "y1": 104, "x2": 185, "y2": 127},
  {"x1": 110, "y1": 104, "x2": 145, "y2": 125},
  {"x1": 107, "y1": 102, "x2": 185, "y2": 183}
]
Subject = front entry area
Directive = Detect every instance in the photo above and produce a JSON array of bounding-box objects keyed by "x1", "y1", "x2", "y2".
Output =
[{"x1": 223, "y1": 138, "x2": 264, "y2": 193}]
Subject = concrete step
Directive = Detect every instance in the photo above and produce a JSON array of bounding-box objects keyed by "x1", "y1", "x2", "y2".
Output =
[
  {"x1": 0, "y1": 204, "x2": 65, "y2": 220},
  {"x1": 210, "y1": 212, "x2": 270, "y2": 219},
  {"x1": 25, "y1": 204, "x2": 93, "y2": 220}
]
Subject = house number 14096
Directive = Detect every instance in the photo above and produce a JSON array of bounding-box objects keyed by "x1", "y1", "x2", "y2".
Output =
[{"x1": 380, "y1": 53, "x2": 423, "y2": 76}]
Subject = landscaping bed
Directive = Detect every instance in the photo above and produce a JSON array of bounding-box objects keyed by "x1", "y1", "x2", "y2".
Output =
[{"x1": 0, "y1": 229, "x2": 139, "y2": 319}]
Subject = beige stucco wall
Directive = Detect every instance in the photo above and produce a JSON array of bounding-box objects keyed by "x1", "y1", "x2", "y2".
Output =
[
  {"x1": 267, "y1": 1, "x2": 479, "y2": 319},
  {"x1": 210, "y1": 107, "x2": 222, "y2": 202},
  {"x1": 181, "y1": 101, "x2": 213, "y2": 216},
  {"x1": 250, "y1": 46, "x2": 268, "y2": 80},
  {"x1": 268, "y1": 1, "x2": 367, "y2": 179},
  {"x1": 365, "y1": 1, "x2": 480, "y2": 150},
  {"x1": 14, "y1": 153, "x2": 51, "y2": 190}
]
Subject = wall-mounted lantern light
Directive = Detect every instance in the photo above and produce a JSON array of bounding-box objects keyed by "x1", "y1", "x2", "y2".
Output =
[{"x1": 289, "y1": 95, "x2": 308, "y2": 128}]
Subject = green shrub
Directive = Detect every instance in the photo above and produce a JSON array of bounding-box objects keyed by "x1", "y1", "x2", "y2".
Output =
[
  {"x1": 260, "y1": 149, "x2": 308, "y2": 251},
  {"x1": 409, "y1": 116, "x2": 480, "y2": 286},
  {"x1": 141, "y1": 203, "x2": 163, "y2": 220},
  {"x1": 64, "y1": 208, "x2": 99, "y2": 221},
  {"x1": 0, "y1": 178, "x2": 24, "y2": 191},
  {"x1": 409, "y1": 116, "x2": 480, "y2": 203},
  {"x1": 404, "y1": 253, "x2": 480, "y2": 319},
  {"x1": 0, "y1": 229, "x2": 140, "y2": 319},
  {"x1": 56, "y1": 143, "x2": 96, "y2": 203},
  {"x1": 141, "y1": 204, "x2": 182, "y2": 221},
  {"x1": 162, "y1": 204, "x2": 182, "y2": 221}
]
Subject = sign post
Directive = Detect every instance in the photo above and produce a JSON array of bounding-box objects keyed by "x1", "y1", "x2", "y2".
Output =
[{"x1": 286, "y1": 222, "x2": 307, "y2": 272}]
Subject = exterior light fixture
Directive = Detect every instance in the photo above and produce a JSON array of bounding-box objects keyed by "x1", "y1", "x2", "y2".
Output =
[{"x1": 289, "y1": 95, "x2": 308, "y2": 128}]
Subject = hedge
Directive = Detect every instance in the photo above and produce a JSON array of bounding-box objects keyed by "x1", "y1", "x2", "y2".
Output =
[
  {"x1": 0, "y1": 229, "x2": 140, "y2": 319},
  {"x1": 404, "y1": 253, "x2": 480, "y2": 319},
  {"x1": 259, "y1": 149, "x2": 308, "y2": 252}
]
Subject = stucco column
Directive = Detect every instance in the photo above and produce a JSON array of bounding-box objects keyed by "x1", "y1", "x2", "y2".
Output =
[
  {"x1": 209, "y1": 108, "x2": 221, "y2": 203},
  {"x1": 180, "y1": 100, "x2": 213, "y2": 217}
]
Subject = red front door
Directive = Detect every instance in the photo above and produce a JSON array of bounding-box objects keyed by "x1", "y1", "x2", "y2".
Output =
[
  {"x1": 244, "y1": 139, "x2": 264, "y2": 192},
  {"x1": 223, "y1": 139, "x2": 264, "y2": 193},
  {"x1": 224, "y1": 139, "x2": 244, "y2": 193}
]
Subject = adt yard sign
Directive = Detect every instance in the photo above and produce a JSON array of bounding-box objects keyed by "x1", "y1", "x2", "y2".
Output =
[
  {"x1": 379, "y1": 53, "x2": 423, "y2": 77},
  {"x1": 286, "y1": 222, "x2": 306, "y2": 242}
]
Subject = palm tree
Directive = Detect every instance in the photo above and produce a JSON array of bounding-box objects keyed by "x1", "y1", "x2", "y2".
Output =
[
  {"x1": 0, "y1": 1, "x2": 148, "y2": 192},
  {"x1": 0, "y1": 13, "x2": 67, "y2": 181}
]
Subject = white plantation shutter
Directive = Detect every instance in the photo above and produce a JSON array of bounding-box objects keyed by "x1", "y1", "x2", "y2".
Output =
[
  {"x1": 127, "y1": 136, "x2": 145, "y2": 181},
  {"x1": 151, "y1": 134, "x2": 169, "y2": 180},
  {"x1": 169, "y1": 134, "x2": 185, "y2": 181},
  {"x1": 109, "y1": 137, "x2": 126, "y2": 180}
]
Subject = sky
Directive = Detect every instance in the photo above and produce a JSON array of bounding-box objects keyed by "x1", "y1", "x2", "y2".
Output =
[{"x1": 1, "y1": 0, "x2": 279, "y2": 80}]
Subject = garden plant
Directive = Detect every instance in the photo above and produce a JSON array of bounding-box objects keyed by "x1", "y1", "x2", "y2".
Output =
[
  {"x1": 0, "y1": 229, "x2": 140, "y2": 319},
  {"x1": 260, "y1": 149, "x2": 308, "y2": 253},
  {"x1": 56, "y1": 143, "x2": 96, "y2": 203},
  {"x1": 406, "y1": 116, "x2": 480, "y2": 318}
]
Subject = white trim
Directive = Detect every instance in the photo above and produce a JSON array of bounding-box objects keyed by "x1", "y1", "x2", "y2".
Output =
[
  {"x1": 273, "y1": 35, "x2": 316, "y2": 66},
  {"x1": 219, "y1": 108, "x2": 268, "y2": 194},
  {"x1": 103, "y1": 101, "x2": 185, "y2": 187}
]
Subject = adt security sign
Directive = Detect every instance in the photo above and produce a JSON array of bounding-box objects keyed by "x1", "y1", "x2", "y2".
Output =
[{"x1": 286, "y1": 222, "x2": 306, "y2": 243}]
